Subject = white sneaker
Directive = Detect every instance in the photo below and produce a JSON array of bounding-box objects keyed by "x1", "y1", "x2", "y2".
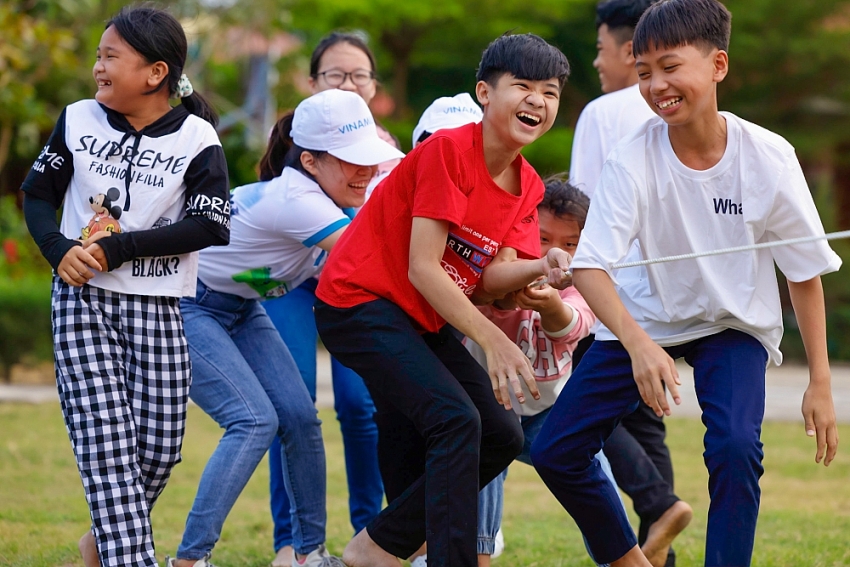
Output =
[
  {"x1": 410, "y1": 554, "x2": 427, "y2": 567},
  {"x1": 492, "y1": 528, "x2": 505, "y2": 559},
  {"x1": 165, "y1": 553, "x2": 216, "y2": 567},
  {"x1": 293, "y1": 544, "x2": 345, "y2": 567}
]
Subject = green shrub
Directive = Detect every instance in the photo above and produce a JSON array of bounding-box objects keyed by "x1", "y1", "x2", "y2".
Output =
[
  {"x1": 521, "y1": 126, "x2": 574, "y2": 177},
  {"x1": 0, "y1": 274, "x2": 54, "y2": 381}
]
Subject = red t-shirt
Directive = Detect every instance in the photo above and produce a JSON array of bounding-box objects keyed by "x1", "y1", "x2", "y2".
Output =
[{"x1": 316, "y1": 122, "x2": 543, "y2": 333}]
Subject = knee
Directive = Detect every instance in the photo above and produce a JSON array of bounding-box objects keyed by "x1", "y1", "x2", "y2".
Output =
[
  {"x1": 706, "y1": 432, "x2": 764, "y2": 477},
  {"x1": 278, "y1": 403, "x2": 321, "y2": 439},
  {"x1": 227, "y1": 399, "x2": 279, "y2": 445},
  {"x1": 256, "y1": 411, "x2": 280, "y2": 444},
  {"x1": 499, "y1": 418, "x2": 524, "y2": 461},
  {"x1": 529, "y1": 433, "x2": 552, "y2": 475},
  {"x1": 529, "y1": 429, "x2": 582, "y2": 480},
  {"x1": 431, "y1": 401, "x2": 481, "y2": 442}
]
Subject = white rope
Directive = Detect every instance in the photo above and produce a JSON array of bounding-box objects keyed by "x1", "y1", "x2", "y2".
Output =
[
  {"x1": 529, "y1": 229, "x2": 850, "y2": 289},
  {"x1": 610, "y1": 229, "x2": 850, "y2": 269}
]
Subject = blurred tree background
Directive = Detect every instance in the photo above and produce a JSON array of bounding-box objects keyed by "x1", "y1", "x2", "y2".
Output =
[{"x1": 1, "y1": 0, "x2": 849, "y2": 376}]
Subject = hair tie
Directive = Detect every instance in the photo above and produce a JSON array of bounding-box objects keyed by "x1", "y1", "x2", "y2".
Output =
[{"x1": 175, "y1": 74, "x2": 194, "y2": 99}]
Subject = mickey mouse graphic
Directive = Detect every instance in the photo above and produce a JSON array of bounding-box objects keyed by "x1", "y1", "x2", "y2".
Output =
[{"x1": 81, "y1": 187, "x2": 123, "y2": 239}]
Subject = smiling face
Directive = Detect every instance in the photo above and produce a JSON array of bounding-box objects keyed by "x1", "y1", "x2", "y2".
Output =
[
  {"x1": 476, "y1": 73, "x2": 560, "y2": 152},
  {"x1": 538, "y1": 208, "x2": 581, "y2": 257},
  {"x1": 301, "y1": 153, "x2": 377, "y2": 209},
  {"x1": 309, "y1": 42, "x2": 377, "y2": 105},
  {"x1": 635, "y1": 42, "x2": 728, "y2": 127},
  {"x1": 92, "y1": 25, "x2": 166, "y2": 114},
  {"x1": 593, "y1": 24, "x2": 637, "y2": 94}
]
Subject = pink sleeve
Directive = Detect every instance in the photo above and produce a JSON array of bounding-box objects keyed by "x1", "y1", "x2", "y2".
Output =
[{"x1": 543, "y1": 287, "x2": 596, "y2": 347}]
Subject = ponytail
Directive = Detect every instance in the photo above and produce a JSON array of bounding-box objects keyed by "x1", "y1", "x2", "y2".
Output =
[
  {"x1": 259, "y1": 113, "x2": 295, "y2": 181},
  {"x1": 258, "y1": 112, "x2": 327, "y2": 182},
  {"x1": 181, "y1": 91, "x2": 219, "y2": 128}
]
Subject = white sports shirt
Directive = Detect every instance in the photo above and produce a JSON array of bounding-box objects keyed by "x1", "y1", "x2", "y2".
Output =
[
  {"x1": 197, "y1": 167, "x2": 352, "y2": 299},
  {"x1": 571, "y1": 112, "x2": 842, "y2": 365}
]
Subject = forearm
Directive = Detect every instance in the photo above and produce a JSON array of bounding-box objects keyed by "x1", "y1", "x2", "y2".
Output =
[
  {"x1": 477, "y1": 257, "x2": 542, "y2": 300},
  {"x1": 23, "y1": 194, "x2": 80, "y2": 271},
  {"x1": 573, "y1": 268, "x2": 648, "y2": 350},
  {"x1": 98, "y1": 216, "x2": 229, "y2": 271},
  {"x1": 788, "y1": 276, "x2": 831, "y2": 383},
  {"x1": 410, "y1": 260, "x2": 505, "y2": 348},
  {"x1": 539, "y1": 301, "x2": 574, "y2": 334}
]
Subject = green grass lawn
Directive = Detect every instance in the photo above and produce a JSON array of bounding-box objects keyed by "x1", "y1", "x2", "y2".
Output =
[{"x1": 1, "y1": 403, "x2": 848, "y2": 567}]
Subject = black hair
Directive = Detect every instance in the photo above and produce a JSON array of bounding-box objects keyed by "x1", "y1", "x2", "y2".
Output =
[
  {"x1": 258, "y1": 112, "x2": 327, "y2": 181},
  {"x1": 632, "y1": 0, "x2": 731, "y2": 58},
  {"x1": 539, "y1": 174, "x2": 591, "y2": 228},
  {"x1": 310, "y1": 31, "x2": 377, "y2": 77},
  {"x1": 416, "y1": 131, "x2": 432, "y2": 145},
  {"x1": 596, "y1": 0, "x2": 657, "y2": 44},
  {"x1": 476, "y1": 33, "x2": 570, "y2": 91},
  {"x1": 107, "y1": 6, "x2": 219, "y2": 126}
]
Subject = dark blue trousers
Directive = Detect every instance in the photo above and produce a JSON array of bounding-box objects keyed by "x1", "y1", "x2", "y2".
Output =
[{"x1": 531, "y1": 329, "x2": 768, "y2": 566}]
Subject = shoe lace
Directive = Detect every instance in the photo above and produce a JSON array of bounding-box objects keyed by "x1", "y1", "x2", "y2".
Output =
[{"x1": 318, "y1": 556, "x2": 346, "y2": 567}]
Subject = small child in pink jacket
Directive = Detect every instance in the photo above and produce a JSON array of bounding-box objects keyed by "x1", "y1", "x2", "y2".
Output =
[{"x1": 466, "y1": 176, "x2": 623, "y2": 567}]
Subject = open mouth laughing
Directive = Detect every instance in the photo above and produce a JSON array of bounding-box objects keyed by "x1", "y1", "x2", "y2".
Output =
[
  {"x1": 516, "y1": 111, "x2": 542, "y2": 127},
  {"x1": 655, "y1": 96, "x2": 683, "y2": 111}
]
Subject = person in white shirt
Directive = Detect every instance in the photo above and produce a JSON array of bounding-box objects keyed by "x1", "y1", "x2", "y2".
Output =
[
  {"x1": 569, "y1": 3, "x2": 691, "y2": 567},
  {"x1": 171, "y1": 89, "x2": 403, "y2": 567},
  {"x1": 532, "y1": 1, "x2": 841, "y2": 567}
]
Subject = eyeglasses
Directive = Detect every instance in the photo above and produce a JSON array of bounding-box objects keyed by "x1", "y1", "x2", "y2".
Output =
[{"x1": 314, "y1": 70, "x2": 375, "y2": 87}]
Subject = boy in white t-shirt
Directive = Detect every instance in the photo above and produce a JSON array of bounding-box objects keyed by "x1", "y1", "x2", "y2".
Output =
[
  {"x1": 571, "y1": 3, "x2": 691, "y2": 567},
  {"x1": 531, "y1": 1, "x2": 841, "y2": 566}
]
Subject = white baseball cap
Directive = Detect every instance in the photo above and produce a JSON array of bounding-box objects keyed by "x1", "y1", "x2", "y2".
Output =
[
  {"x1": 292, "y1": 89, "x2": 405, "y2": 166},
  {"x1": 412, "y1": 92, "x2": 484, "y2": 147}
]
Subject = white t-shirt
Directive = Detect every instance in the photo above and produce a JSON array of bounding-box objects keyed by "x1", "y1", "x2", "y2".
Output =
[
  {"x1": 570, "y1": 84, "x2": 656, "y2": 198},
  {"x1": 570, "y1": 84, "x2": 658, "y2": 319},
  {"x1": 22, "y1": 100, "x2": 230, "y2": 297},
  {"x1": 197, "y1": 167, "x2": 351, "y2": 299},
  {"x1": 572, "y1": 112, "x2": 842, "y2": 366}
]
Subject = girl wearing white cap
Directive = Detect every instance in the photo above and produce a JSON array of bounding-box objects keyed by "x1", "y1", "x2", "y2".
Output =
[
  {"x1": 167, "y1": 89, "x2": 403, "y2": 567},
  {"x1": 262, "y1": 34, "x2": 392, "y2": 567}
]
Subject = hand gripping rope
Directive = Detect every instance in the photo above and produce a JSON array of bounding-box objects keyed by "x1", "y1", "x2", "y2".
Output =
[{"x1": 530, "y1": 229, "x2": 850, "y2": 287}]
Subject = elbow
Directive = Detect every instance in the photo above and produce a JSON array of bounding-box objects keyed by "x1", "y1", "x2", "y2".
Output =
[{"x1": 408, "y1": 258, "x2": 428, "y2": 292}]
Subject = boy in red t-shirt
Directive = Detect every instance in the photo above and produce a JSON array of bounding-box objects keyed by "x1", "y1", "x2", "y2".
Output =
[{"x1": 315, "y1": 34, "x2": 571, "y2": 567}]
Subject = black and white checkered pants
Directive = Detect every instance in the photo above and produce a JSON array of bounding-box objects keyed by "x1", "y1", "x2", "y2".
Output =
[{"x1": 52, "y1": 277, "x2": 191, "y2": 567}]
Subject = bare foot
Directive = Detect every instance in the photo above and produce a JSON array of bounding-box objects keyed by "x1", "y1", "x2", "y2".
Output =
[
  {"x1": 641, "y1": 501, "x2": 693, "y2": 567},
  {"x1": 272, "y1": 545, "x2": 294, "y2": 567},
  {"x1": 78, "y1": 531, "x2": 99, "y2": 567},
  {"x1": 342, "y1": 529, "x2": 401, "y2": 567},
  {"x1": 610, "y1": 546, "x2": 650, "y2": 567},
  {"x1": 611, "y1": 545, "x2": 654, "y2": 567}
]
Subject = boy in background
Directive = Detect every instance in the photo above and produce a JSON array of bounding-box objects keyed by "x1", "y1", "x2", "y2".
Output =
[{"x1": 533, "y1": 1, "x2": 840, "y2": 566}]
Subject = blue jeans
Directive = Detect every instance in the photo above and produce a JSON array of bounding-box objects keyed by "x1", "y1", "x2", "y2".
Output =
[
  {"x1": 477, "y1": 407, "x2": 622, "y2": 567},
  {"x1": 177, "y1": 281, "x2": 328, "y2": 559},
  {"x1": 531, "y1": 329, "x2": 767, "y2": 566},
  {"x1": 263, "y1": 279, "x2": 383, "y2": 551}
]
